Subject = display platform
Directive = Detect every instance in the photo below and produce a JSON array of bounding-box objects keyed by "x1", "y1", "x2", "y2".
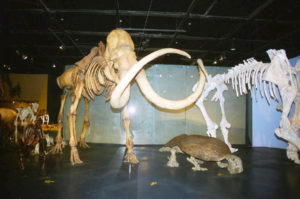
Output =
[{"x1": 0, "y1": 144, "x2": 299, "y2": 199}]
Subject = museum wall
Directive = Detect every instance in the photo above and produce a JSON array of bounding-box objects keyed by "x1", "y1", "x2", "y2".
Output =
[
  {"x1": 0, "y1": 73, "x2": 48, "y2": 110},
  {"x1": 62, "y1": 64, "x2": 246, "y2": 145},
  {"x1": 252, "y1": 56, "x2": 300, "y2": 149}
]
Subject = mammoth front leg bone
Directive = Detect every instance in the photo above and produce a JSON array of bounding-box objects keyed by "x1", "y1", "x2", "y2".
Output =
[
  {"x1": 122, "y1": 106, "x2": 139, "y2": 164},
  {"x1": 68, "y1": 78, "x2": 84, "y2": 165},
  {"x1": 50, "y1": 94, "x2": 67, "y2": 154},
  {"x1": 79, "y1": 98, "x2": 90, "y2": 148}
]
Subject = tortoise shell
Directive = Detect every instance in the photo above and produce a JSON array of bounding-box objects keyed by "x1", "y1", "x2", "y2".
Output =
[{"x1": 165, "y1": 134, "x2": 231, "y2": 162}]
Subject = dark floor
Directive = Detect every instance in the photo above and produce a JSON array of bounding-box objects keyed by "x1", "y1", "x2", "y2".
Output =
[{"x1": 0, "y1": 144, "x2": 299, "y2": 199}]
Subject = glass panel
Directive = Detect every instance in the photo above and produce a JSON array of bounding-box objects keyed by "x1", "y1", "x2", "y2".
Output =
[{"x1": 62, "y1": 64, "x2": 246, "y2": 145}]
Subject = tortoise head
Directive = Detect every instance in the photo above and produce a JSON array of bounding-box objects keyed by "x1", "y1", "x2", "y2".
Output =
[{"x1": 225, "y1": 155, "x2": 243, "y2": 174}]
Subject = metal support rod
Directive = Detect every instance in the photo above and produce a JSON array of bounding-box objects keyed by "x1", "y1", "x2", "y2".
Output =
[{"x1": 203, "y1": 0, "x2": 218, "y2": 16}]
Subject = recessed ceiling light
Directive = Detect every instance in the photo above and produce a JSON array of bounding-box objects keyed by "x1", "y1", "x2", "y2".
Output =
[
  {"x1": 52, "y1": 64, "x2": 56, "y2": 68},
  {"x1": 22, "y1": 55, "x2": 28, "y2": 60},
  {"x1": 58, "y1": 45, "x2": 64, "y2": 50}
]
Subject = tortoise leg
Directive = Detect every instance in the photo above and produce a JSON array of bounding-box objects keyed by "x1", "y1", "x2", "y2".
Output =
[
  {"x1": 166, "y1": 147, "x2": 179, "y2": 167},
  {"x1": 187, "y1": 156, "x2": 207, "y2": 171},
  {"x1": 216, "y1": 161, "x2": 228, "y2": 168}
]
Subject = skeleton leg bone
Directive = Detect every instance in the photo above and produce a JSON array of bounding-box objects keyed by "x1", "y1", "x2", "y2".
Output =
[
  {"x1": 217, "y1": 161, "x2": 228, "y2": 168},
  {"x1": 187, "y1": 156, "x2": 207, "y2": 171},
  {"x1": 79, "y1": 98, "x2": 90, "y2": 148},
  {"x1": 286, "y1": 142, "x2": 300, "y2": 164},
  {"x1": 197, "y1": 98, "x2": 218, "y2": 138},
  {"x1": 68, "y1": 77, "x2": 84, "y2": 165},
  {"x1": 219, "y1": 95, "x2": 237, "y2": 153},
  {"x1": 122, "y1": 106, "x2": 139, "y2": 164},
  {"x1": 50, "y1": 94, "x2": 67, "y2": 154}
]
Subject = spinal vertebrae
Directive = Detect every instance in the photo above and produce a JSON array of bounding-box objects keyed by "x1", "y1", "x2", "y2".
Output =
[{"x1": 224, "y1": 58, "x2": 279, "y2": 105}]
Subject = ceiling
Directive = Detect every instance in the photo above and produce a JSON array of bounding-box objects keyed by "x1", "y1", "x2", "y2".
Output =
[{"x1": 0, "y1": 0, "x2": 299, "y2": 75}]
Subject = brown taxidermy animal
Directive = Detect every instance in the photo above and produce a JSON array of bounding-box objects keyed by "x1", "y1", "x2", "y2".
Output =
[{"x1": 18, "y1": 118, "x2": 46, "y2": 170}]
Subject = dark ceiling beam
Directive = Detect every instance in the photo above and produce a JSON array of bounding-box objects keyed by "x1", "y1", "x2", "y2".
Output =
[
  {"x1": 29, "y1": 54, "x2": 219, "y2": 64},
  {"x1": 167, "y1": 0, "x2": 198, "y2": 47},
  {"x1": 26, "y1": 47, "x2": 250, "y2": 57},
  {"x1": 224, "y1": 0, "x2": 275, "y2": 41},
  {"x1": 11, "y1": 29, "x2": 268, "y2": 43},
  {"x1": 8, "y1": 9, "x2": 299, "y2": 25},
  {"x1": 124, "y1": 28, "x2": 185, "y2": 33},
  {"x1": 250, "y1": 27, "x2": 300, "y2": 56},
  {"x1": 38, "y1": 0, "x2": 86, "y2": 56},
  {"x1": 201, "y1": 0, "x2": 275, "y2": 59}
]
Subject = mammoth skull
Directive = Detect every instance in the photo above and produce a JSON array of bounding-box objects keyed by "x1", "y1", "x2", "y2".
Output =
[{"x1": 92, "y1": 29, "x2": 207, "y2": 110}]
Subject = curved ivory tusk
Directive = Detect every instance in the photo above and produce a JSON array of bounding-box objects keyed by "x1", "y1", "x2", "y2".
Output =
[{"x1": 110, "y1": 48, "x2": 206, "y2": 109}]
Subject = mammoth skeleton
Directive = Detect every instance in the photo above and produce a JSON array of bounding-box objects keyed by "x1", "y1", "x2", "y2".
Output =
[{"x1": 53, "y1": 29, "x2": 207, "y2": 165}]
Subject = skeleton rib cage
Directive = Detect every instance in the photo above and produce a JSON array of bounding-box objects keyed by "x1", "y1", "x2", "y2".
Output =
[
  {"x1": 224, "y1": 58, "x2": 279, "y2": 104},
  {"x1": 83, "y1": 59, "x2": 116, "y2": 102}
]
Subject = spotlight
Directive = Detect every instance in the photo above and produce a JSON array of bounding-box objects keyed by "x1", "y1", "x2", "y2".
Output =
[
  {"x1": 52, "y1": 64, "x2": 56, "y2": 68},
  {"x1": 58, "y1": 45, "x2": 64, "y2": 50},
  {"x1": 218, "y1": 54, "x2": 226, "y2": 61},
  {"x1": 128, "y1": 106, "x2": 136, "y2": 114},
  {"x1": 230, "y1": 39, "x2": 236, "y2": 51},
  {"x1": 22, "y1": 55, "x2": 28, "y2": 60},
  {"x1": 212, "y1": 60, "x2": 218, "y2": 65}
]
